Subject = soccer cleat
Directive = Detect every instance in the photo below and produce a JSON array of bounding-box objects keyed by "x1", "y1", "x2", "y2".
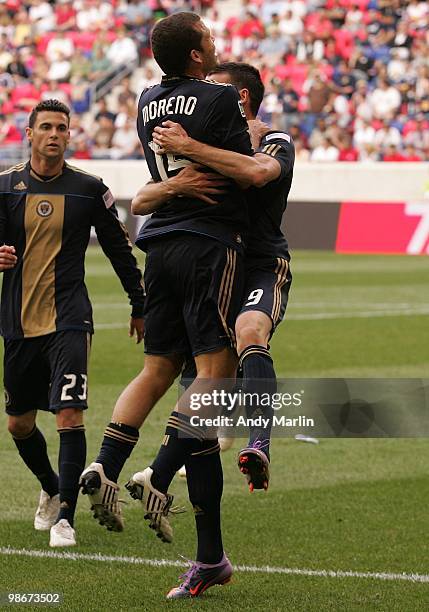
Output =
[
  {"x1": 49, "y1": 519, "x2": 76, "y2": 547},
  {"x1": 238, "y1": 443, "x2": 270, "y2": 491},
  {"x1": 34, "y1": 490, "x2": 60, "y2": 531},
  {"x1": 79, "y1": 462, "x2": 124, "y2": 532},
  {"x1": 166, "y1": 554, "x2": 233, "y2": 599},
  {"x1": 125, "y1": 467, "x2": 184, "y2": 543}
]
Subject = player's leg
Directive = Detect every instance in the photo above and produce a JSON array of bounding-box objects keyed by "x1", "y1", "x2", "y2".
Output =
[
  {"x1": 50, "y1": 406, "x2": 85, "y2": 546},
  {"x1": 47, "y1": 331, "x2": 89, "y2": 546},
  {"x1": 88, "y1": 353, "x2": 183, "y2": 481},
  {"x1": 235, "y1": 258, "x2": 292, "y2": 491},
  {"x1": 142, "y1": 345, "x2": 236, "y2": 498},
  {"x1": 128, "y1": 237, "x2": 243, "y2": 546},
  {"x1": 167, "y1": 441, "x2": 233, "y2": 599},
  {"x1": 4, "y1": 338, "x2": 60, "y2": 531},
  {"x1": 146, "y1": 236, "x2": 242, "y2": 496},
  {"x1": 80, "y1": 353, "x2": 183, "y2": 532}
]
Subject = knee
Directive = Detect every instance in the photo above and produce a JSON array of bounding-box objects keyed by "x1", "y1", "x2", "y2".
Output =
[
  {"x1": 141, "y1": 356, "x2": 183, "y2": 390},
  {"x1": 8, "y1": 417, "x2": 35, "y2": 438},
  {"x1": 138, "y1": 363, "x2": 180, "y2": 395},
  {"x1": 236, "y1": 324, "x2": 268, "y2": 355},
  {"x1": 195, "y1": 349, "x2": 237, "y2": 379},
  {"x1": 56, "y1": 408, "x2": 84, "y2": 429}
]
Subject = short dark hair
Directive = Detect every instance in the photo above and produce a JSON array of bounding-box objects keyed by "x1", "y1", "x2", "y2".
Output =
[
  {"x1": 210, "y1": 62, "x2": 265, "y2": 117},
  {"x1": 28, "y1": 99, "x2": 70, "y2": 128},
  {"x1": 151, "y1": 12, "x2": 202, "y2": 76}
]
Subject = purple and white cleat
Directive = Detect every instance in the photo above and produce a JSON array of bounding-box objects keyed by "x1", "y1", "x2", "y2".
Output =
[
  {"x1": 167, "y1": 554, "x2": 233, "y2": 599},
  {"x1": 238, "y1": 439, "x2": 270, "y2": 492}
]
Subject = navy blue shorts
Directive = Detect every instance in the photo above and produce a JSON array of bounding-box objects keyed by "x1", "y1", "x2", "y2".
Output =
[
  {"x1": 143, "y1": 234, "x2": 244, "y2": 357},
  {"x1": 3, "y1": 330, "x2": 90, "y2": 416},
  {"x1": 239, "y1": 255, "x2": 292, "y2": 332}
]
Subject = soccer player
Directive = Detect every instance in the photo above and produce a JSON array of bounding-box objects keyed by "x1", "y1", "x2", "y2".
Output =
[
  {"x1": 81, "y1": 12, "x2": 252, "y2": 598},
  {"x1": 147, "y1": 62, "x2": 294, "y2": 492},
  {"x1": 0, "y1": 99, "x2": 144, "y2": 547}
]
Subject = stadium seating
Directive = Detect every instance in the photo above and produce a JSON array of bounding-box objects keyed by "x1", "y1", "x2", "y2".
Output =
[{"x1": 0, "y1": 0, "x2": 427, "y2": 162}]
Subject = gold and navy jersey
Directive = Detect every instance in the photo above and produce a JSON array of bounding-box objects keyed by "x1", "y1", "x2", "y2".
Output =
[
  {"x1": 246, "y1": 131, "x2": 295, "y2": 261},
  {"x1": 0, "y1": 162, "x2": 144, "y2": 340},
  {"x1": 136, "y1": 75, "x2": 253, "y2": 252}
]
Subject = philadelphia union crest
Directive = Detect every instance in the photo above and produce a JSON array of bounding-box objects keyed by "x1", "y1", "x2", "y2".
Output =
[{"x1": 37, "y1": 200, "x2": 53, "y2": 217}]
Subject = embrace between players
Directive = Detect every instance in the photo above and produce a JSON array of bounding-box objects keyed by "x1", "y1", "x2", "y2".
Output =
[{"x1": 1, "y1": 12, "x2": 294, "y2": 600}]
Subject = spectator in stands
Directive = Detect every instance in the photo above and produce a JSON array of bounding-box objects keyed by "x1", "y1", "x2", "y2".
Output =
[
  {"x1": 296, "y1": 31, "x2": 324, "y2": 63},
  {"x1": 28, "y1": 0, "x2": 55, "y2": 35},
  {"x1": 402, "y1": 144, "x2": 423, "y2": 161},
  {"x1": 46, "y1": 31, "x2": 75, "y2": 64},
  {"x1": 55, "y1": 1, "x2": 77, "y2": 32},
  {"x1": 92, "y1": 112, "x2": 116, "y2": 159},
  {"x1": 47, "y1": 51, "x2": 71, "y2": 82},
  {"x1": 89, "y1": 46, "x2": 111, "y2": 82},
  {"x1": 281, "y1": 9, "x2": 303, "y2": 39},
  {"x1": 106, "y1": 28, "x2": 139, "y2": 68},
  {"x1": 310, "y1": 137, "x2": 340, "y2": 162},
  {"x1": 279, "y1": 77, "x2": 299, "y2": 130},
  {"x1": 110, "y1": 116, "x2": 143, "y2": 159},
  {"x1": 294, "y1": 137, "x2": 311, "y2": 161},
  {"x1": 0, "y1": 112, "x2": 22, "y2": 145},
  {"x1": 75, "y1": 0, "x2": 113, "y2": 32},
  {"x1": 338, "y1": 133, "x2": 359, "y2": 162},
  {"x1": 70, "y1": 49, "x2": 92, "y2": 81},
  {"x1": 332, "y1": 60, "x2": 356, "y2": 99},
  {"x1": 353, "y1": 118, "x2": 376, "y2": 153},
  {"x1": 122, "y1": 0, "x2": 152, "y2": 30},
  {"x1": 258, "y1": 27, "x2": 288, "y2": 67},
  {"x1": 70, "y1": 79, "x2": 91, "y2": 114},
  {"x1": 304, "y1": 70, "x2": 332, "y2": 114},
  {"x1": 0, "y1": 33, "x2": 13, "y2": 71},
  {"x1": 6, "y1": 49, "x2": 29, "y2": 79},
  {"x1": 0, "y1": 0, "x2": 426, "y2": 163},
  {"x1": 135, "y1": 65, "x2": 159, "y2": 92},
  {"x1": 13, "y1": 10, "x2": 32, "y2": 47},
  {"x1": 41, "y1": 80, "x2": 70, "y2": 106},
  {"x1": 374, "y1": 120, "x2": 402, "y2": 150},
  {"x1": 95, "y1": 97, "x2": 116, "y2": 124},
  {"x1": 382, "y1": 144, "x2": 405, "y2": 161},
  {"x1": 370, "y1": 78, "x2": 401, "y2": 119}
]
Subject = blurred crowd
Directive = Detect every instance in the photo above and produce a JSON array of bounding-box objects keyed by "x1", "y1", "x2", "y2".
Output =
[{"x1": 0, "y1": 0, "x2": 428, "y2": 162}]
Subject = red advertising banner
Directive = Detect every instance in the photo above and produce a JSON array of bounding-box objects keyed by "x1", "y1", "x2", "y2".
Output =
[{"x1": 336, "y1": 201, "x2": 429, "y2": 255}]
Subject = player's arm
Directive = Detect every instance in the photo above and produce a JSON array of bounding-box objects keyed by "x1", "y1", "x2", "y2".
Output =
[
  {"x1": 131, "y1": 164, "x2": 230, "y2": 215},
  {"x1": 0, "y1": 196, "x2": 17, "y2": 272},
  {"x1": 92, "y1": 185, "x2": 145, "y2": 343},
  {"x1": 153, "y1": 121, "x2": 281, "y2": 189}
]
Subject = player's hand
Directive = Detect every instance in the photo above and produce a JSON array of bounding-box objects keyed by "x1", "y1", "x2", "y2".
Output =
[
  {"x1": 248, "y1": 118, "x2": 271, "y2": 150},
  {"x1": 153, "y1": 121, "x2": 190, "y2": 154},
  {"x1": 129, "y1": 317, "x2": 144, "y2": 344},
  {"x1": 169, "y1": 164, "x2": 229, "y2": 205},
  {"x1": 0, "y1": 245, "x2": 17, "y2": 271}
]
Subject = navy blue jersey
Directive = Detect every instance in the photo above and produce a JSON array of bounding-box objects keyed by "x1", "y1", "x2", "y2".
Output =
[
  {"x1": 246, "y1": 131, "x2": 295, "y2": 261},
  {"x1": 0, "y1": 162, "x2": 144, "y2": 339},
  {"x1": 136, "y1": 75, "x2": 253, "y2": 252}
]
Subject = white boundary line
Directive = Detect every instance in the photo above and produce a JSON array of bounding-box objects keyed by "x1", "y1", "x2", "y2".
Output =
[
  {"x1": 95, "y1": 308, "x2": 429, "y2": 330},
  {"x1": 1, "y1": 547, "x2": 428, "y2": 584}
]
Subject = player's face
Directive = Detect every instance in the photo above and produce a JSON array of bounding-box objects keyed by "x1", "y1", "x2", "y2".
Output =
[
  {"x1": 26, "y1": 111, "x2": 70, "y2": 160},
  {"x1": 194, "y1": 21, "x2": 217, "y2": 75}
]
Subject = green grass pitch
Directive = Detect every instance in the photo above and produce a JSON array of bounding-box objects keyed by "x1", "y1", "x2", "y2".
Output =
[{"x1": 0, "y1": 248, "x2": 428, "y2": 611}]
